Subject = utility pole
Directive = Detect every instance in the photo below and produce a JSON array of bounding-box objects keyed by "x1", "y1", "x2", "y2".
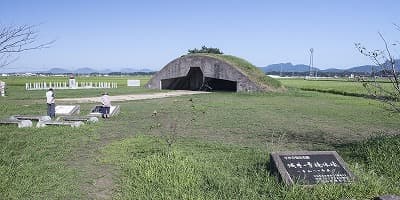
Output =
[{"x1": 309, "y1": 48, "x2": 314, "y2": 78}]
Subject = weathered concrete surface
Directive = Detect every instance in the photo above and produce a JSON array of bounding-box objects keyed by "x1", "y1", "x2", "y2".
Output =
[
  {"x1": 57, "y1": 116, "x2": 99, "y2": 123},
  {"x1": 55, "y1": 105, "x2": 80, "y2": 116},
  {"x1": 11, "y1": 115, "x2": 51, "y2": 122},
  {"x1": 0, "y1": 119, "x2": 32, "y2": 128},
  {"x1": 36, "y1": 121, "x2": 84, "y2": 128},
  {"x1": 146, "y1": 55, "x2": 263, "y2": 92}
]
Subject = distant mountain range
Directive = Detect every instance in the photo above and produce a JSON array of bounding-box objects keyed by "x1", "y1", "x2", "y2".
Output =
[
  {"x1": 261, "y1": 63, "x2": 319, "y2": 73},
  {"x1": 260, "y1": 61, "x2": 400, "y2": 73},
  {"x1": 120, "y1": 68, "x2": 154, "y2": 73},
  {"x1": 3, "y1": 61, "x2": 400, "y2": 74},
  {"x1": 49, "y1": 67, "x2": 155, "y2": 74},
  {"x1": 3, "y1": 67, "x2": 155, "y2": 74}
]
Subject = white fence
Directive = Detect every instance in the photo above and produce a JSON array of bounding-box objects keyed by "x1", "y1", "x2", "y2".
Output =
[
  {"x1": 25, "y1": 81, "x2": 118, "y2": 90},
  {"x1": 0, "y1": 81, "x2": 5, "y2": 96}
]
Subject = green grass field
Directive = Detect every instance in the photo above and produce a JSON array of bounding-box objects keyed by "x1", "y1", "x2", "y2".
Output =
[
  {"x1": 0, "y1": 76, "x2": 399, "y2": 199},
  {"x1": 280, "y1": 78, "x2": 394, "y2": 98},
  {"x1": 0, "y1": 75, "x2": 155, "y2": 101}
]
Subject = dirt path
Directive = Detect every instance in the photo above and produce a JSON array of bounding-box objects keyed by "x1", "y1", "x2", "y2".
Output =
[
  {"x1": 70, "y1": 128, "x2": 124, "y2": 200},
  {"x1": 59, "y1": 90, "x2": 209, "y2": 103}
]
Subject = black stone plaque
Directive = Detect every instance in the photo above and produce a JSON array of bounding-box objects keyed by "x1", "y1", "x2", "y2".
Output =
[{"x1": 270, "y1": 151, "x2": 355, "y2": 186}]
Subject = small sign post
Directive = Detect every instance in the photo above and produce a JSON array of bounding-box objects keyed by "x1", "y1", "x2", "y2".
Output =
[
  {"x1": 269, "y1": 151, "x2": 355, "y2": 186},
  {"x1": 127, "y1": 80, "x2": 140, "y2": 87}
]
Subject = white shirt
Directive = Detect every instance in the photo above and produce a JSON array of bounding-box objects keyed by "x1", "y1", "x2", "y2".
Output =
[
  {"x1": 46, "y1": 90, "x2": 55, "y2": 104},
  {"x1": 101, "y1": 95, "x2": 111, "y2": 107}
]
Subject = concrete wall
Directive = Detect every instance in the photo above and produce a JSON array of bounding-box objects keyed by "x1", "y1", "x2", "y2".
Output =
[{"x1": 146, "y1": 55, "x2": 264, "y2": 92}]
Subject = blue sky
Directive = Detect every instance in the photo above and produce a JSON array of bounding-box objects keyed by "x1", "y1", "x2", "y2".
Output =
[{"x1": 1, "y1": 0, "x2": 400, "y2": 72}]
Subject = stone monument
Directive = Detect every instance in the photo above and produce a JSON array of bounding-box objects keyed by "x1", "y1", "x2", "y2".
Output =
[
  {"x1": 69, "y1": 74, "x2": 76, "y2": 88},
  {"x1": 269, "y1": 151, "x2": 355, "y2": 186}
]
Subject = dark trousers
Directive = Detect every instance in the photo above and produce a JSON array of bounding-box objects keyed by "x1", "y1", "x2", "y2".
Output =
[
  {"x1": 102, "y1": 106, "x2": 110, "y2": 118},
  {"x1": 47, "y1": 103, "x2": 55, "y2": 118}
]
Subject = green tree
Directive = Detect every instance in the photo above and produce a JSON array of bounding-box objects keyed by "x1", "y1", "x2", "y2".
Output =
[{"x1": 188, "y1": 45, "x2": 223, "y2": 54}]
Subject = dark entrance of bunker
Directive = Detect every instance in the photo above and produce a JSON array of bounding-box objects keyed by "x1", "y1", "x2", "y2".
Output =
[{"x1": 161, "y1": 67, "x2": 237, "y2": 91}]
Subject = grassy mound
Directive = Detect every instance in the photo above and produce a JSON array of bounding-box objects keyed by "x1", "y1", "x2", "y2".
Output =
[{"x1": 186, "y1": 54, "x2": 284, "y2": 91}]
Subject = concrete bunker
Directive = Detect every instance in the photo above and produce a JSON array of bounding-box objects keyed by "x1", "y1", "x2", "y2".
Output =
[{"x1": 146, "y1": 54, "x2": 282, "y2": 92}]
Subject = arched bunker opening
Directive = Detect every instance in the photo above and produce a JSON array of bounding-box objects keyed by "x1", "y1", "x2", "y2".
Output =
[{"x1": 161, "y1": 67, "x2": 237, "y2": 91}]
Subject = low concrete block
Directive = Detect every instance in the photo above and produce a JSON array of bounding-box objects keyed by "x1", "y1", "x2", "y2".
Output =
[
  {"x1": 0, "y1": 119, "x2": 33, "y2": 128},
  {"x1": 57, "y1": 116, "x2": 99, "y2": 123},
  {"x1": 55, "y1": 105, "x2": 80, "y2": 116},
  {"x1": 11, "y1": 115, "x2": 51, "y2": 122},
  {"x1": 36, "y1": 121, "x2": 84, "y2": 128},
  {"x1": 19, "y1": 120, "x2": 33, "y2": 128},
  {"x1": 87, "y1": 117, "x2": 99, "y2": 123}
]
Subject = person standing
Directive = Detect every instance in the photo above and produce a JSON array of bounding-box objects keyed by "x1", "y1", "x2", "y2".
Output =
[
  {"x1": 101, "y1": 92, "x2": 111, "y2": 118},
  {"x1": 46, "y1": 88, "x2": 56, "y2": 118}
]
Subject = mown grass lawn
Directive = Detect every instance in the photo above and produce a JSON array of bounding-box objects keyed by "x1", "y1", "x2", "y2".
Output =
[
  {"x1": 0, "y1": 77, "x2": 399, "y2": 199},
  {"x1": 0, "y1": 75, "x2": 154, "y2": 100},
  {"x1": 98, "y1": 88, "x2": 399, "y2": 199},
  {"x1": 280, "y1": 78, "x2": 394, "y2": 97}
]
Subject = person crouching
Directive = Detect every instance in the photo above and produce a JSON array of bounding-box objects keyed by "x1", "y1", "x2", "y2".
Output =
[{"x1": 101, "y1": 92, "x2": 111, "y2": 119}]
